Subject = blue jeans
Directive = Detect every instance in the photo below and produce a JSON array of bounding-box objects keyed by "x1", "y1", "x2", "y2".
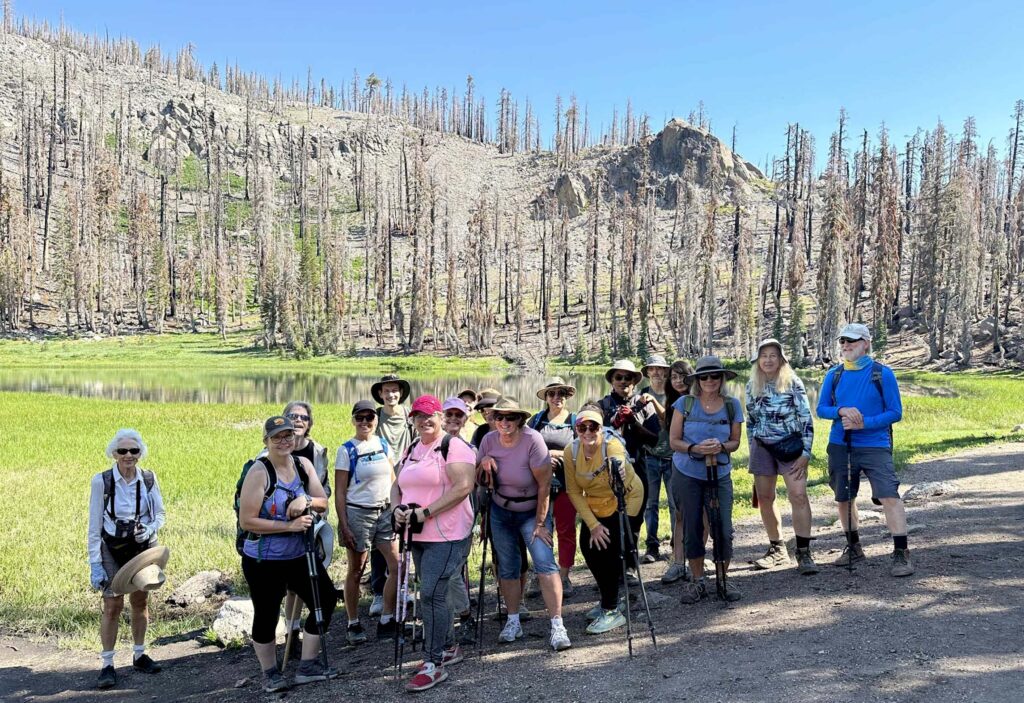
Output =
[
  {"x1": 643, "y1": 453, "x2": 676, "y2": 550},
  {"x1": 489, "y1": 503, "x2": 559, "y2": 580}
]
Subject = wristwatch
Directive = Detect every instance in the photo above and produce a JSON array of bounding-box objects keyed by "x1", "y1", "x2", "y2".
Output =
[{"x1": 421, "y1": 506, "x2": 431, "y2": 519}]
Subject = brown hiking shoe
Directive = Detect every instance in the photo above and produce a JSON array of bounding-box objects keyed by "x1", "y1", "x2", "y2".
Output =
[
  {"x1": 890, "y1": 549, "x2": 914, "y2": 577},
  {"x1": 795, "y1": 548, "x2": 819, "y2": 575},
  {"x1": 753, "y1": 543, "x2": 791, "y2": 570},
  {"x1": 832, "y1": 542, "x2": 866, "y2": 566}
]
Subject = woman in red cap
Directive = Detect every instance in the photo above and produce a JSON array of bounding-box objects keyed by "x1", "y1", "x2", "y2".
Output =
[{"x1": 391, "y1": 396, "x2": 477, "y2": 692}]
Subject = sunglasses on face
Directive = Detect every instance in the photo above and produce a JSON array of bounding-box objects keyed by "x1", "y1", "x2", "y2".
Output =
[
  {"x1": 494, "y1": 413, "x2": 519, "y2": 422},
  {"x1": 577, "y1": 422, "x2": 601, "y2": 434},
  {"x1": 444, "y1": 411, "x2": 465, "y2": 419},
  {"x1": 353, "y1": 413, "x2": 376, "y2": 423},
  {"x1": 546, "y1": 390, "x2": 569, "y2": 398},
  {"x1": 286, "y1": 413, "x2": 310, "y2": 422},
  {"x1": 612, "y1": 374, "x2": 634, "y2": 382},
  {"x1": 115, "y1": 448, "x2": 141, "y2": 456},
  {"x1": 700, "y1": 374, "x2": 723, "y2": 381},
  {"x1": 838, "y1": 337, "x2": 861, "y2": 344}
]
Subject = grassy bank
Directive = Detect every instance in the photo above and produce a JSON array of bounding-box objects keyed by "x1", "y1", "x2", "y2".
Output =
[
  {"x1": 0, "y1": 368, "x2": 1021, "y2": 648},
  {"x1": 0, "y1": 332, "x2": 509, "y2": 375}
]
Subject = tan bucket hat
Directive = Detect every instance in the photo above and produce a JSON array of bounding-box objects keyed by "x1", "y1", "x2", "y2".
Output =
[
  {"x1": 109, "y1": 545, "x2": 171, "y2": 595},
  {"x1": 605, "y1": 359, "x2": 643, "y2": 385},
  {"x1": 475, "y1": 387, "x2": 502, "y2": 409},
  {"x1": 536, "y1": 377, "x2": 577, "y2": 401},
  {"x1": 489, "y1": 396, "x2": 532, "y2": 422}
]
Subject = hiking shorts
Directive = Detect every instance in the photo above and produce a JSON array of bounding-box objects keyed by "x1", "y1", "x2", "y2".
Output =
[
  {"x1": 826, "y1": 444, "x2": 900, "y2": 502},
  {"x1": 100, "y1": 537, "x2": 158, "y2": 599},
  {"x1": 748, "y1": 438, "x2": 800, "y2": 477},
  {"x1": 346, "y1": 504, "x2": 395, "y2": 553}
]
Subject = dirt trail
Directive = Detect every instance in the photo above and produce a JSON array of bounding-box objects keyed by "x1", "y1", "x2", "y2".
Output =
[{"x1": 4, "y1": 443, "x2": 1024, "y2": 703}]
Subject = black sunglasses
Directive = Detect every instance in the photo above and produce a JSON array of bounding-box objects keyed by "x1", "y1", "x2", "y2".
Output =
[
  {"x1": 699, "y1": 373, "x2": 723, "y2": 381},
  {"x1": 493, "y1": 413, "x2": 519, "y2": 422},
  {"x1": 838, "y1": 337, "x2": 861, "y2": 344},
  {"x1": 353, "y1": 413, "x2": 376, "y2": 422},
  {"x1": 612, "y1": 374, "x2": 635, "y2": 382},
  {"x1": 546, "y1": 389, "x2": 570, "y2": 398},
  {"x1": 286, "y1": 413, "x2": 311, "y2": 422},
  {"x1": 115, "y1": 448, "x2": 141, "y2": 456}
]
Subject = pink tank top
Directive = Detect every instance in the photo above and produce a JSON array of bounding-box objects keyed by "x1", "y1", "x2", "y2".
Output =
[{"x1": 396, "y1": 436, "x2": 476, "y2": 543}]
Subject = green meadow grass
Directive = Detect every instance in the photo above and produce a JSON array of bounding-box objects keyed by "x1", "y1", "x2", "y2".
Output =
[{"x1": 0, "y1": 365, "x2": 1021, "y2": 648}]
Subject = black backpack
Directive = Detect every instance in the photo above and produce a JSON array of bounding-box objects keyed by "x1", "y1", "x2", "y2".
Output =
[
  {"x1": 233, "y1": 455, "x2": 309, "y2": 556},
  {"x1": 829, "y1": 362, "x2": 893, "y2": 451},
  {"x1": 102, "y1": 468, "x2": 155, "y2": 521},
  {"x1": 398, "y1": 434, "x2": 460, "y2": 469}
]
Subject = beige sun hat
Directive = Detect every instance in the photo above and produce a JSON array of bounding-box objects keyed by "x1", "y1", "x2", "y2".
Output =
[
  {"x1": 536, "y1": 377, "x2": 577, "y2": 401},
  {"x1": 750, "y1": 338, "x2": 789, "y2": 365},
  {"x1": 605, "y1": 359, "x2": 643, "y2": 385},
  {"x1": 489, "y1": 396, "x2": 532, "y2": 422},
  {"x1": 475, "y1": 388, "x2": 502, "y2": 409},
  {"x1": 109, "y1": 545, "x2": 171, "y2": 596}
]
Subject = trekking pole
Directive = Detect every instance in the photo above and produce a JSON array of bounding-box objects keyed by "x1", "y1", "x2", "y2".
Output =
[
  {"x1": 705, "y1": 455, "x2": 729, "y2": 604},
  {"x1": 475, "y1": 489, "x2": 492, "y2": 653},
  {"x1": 393, "y1": 515, "x2": 412, "y2": 679},
  {"x1": 618, "y1": 480, "x2": 657, "y2": 650},
  {"x1": 302, "y1": 513, "x2": 331, "y2": 672},
  {"x1": 844, "y1": 430, "x2": 855, "y2": 574}
]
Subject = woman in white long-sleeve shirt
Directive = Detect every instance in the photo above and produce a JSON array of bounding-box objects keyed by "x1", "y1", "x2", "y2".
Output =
[{"x1": 87, "y1": 428, "x2": 166, "y2": 690}]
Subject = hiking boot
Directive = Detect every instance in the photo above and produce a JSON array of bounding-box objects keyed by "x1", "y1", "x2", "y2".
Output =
[
  {"x1": 716, "y1": 582, "x2": 742, "y2": 602},
  {"x1": 833, "y1": 543, "x2": 866, "y2": 566},
  {"x1": 262, "y1": 668, "x2": 290, "y2": 693},
  {"x1": 96, "y1": 665, "x2": 117, "y2": 690},
  {"x1": 795, "y1": 548, "x2": 819, "y2": 575},
  {"x1": 498, "y1": 619, "x2": 523, "y2": 643},
  {"x1": 679, "y1": 578, "x2": 708, "y2": 605},
  {"x1": 517, "y1": 602, "x2": 532, "y2": 620},
  {"x1": 561, "y1": 574, "x2": 575, "y2": 598},
  {"x1": 585, "y1": 609, "x2": 626, "y2": 635},
  {"x1": 524, "y1": 571, "x2": 541, "y2": 598},
  {"x1": 346, "y1": 621, "x2": 367, "y2": 645},
  {"x1": 406, "y1": 661, "x2": 448, "y2": 692},
  {"x1": 294, "y1": 658, "x2": 339, "y2": 684},
  {"x1": 890, "y1": 549, "x2": 915, "y2": 577},
  {"x1": 753, "y1": 543, "x2": 791, "y2": 570},
  {"x1": 441, "y1": 644, "x2": 464, "y2": 666},
  {"x1": 369, "y1": 594, "x2": 384, "y2": 616},
  {"x1": 661, "y1": 562, "x2": 689, "y2": 584},
  {"x1": 456, "y1": 613, "x2": 476, "y2": 645},
  {"x1": 641, "y1": 547, "x2": 659, "y2": 564},
  {"x1": 549, "y1": 623, "x2": 572, "y2": 651},
  {"x1": 376, "y1": 618, "x2": 397, "y2": 640},
  {"x1": 132, "y1": 654, "x2": 161, "y2": 674}
]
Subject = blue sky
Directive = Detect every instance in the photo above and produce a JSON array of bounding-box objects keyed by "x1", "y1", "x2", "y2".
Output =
[{"x1": 20, "y1": 0, "x2": 1024, "y2": 170}]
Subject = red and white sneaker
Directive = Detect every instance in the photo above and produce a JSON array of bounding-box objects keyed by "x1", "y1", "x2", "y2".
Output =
[
  {"x1": 441, "y1": 645, "x2": 464, "y2": 666},
  {"x1": 405, "y1": 662, "x2": 448, "y2": 692}
]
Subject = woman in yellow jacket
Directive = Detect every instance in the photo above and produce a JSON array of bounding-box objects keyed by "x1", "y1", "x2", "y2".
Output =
[{"x1": 563, "y1": 408, "x2": 645, "y2": 634}]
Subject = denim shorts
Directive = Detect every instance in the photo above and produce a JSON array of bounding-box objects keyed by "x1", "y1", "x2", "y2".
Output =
[
  {"x1": 489, "y1": 503, "x2": 559, "y2": 580},
  {"x1": 827, "y1": 443, "x2": 900, "y2": 502}
]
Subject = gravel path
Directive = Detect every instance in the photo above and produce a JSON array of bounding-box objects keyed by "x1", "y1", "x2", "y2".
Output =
[{"x1": 4, "y1": 443, "x2": 1023, "y2": 702}]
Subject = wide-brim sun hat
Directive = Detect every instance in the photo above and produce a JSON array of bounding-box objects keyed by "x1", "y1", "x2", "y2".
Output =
[
  {"x1": 750, "y1": 338, "x2": 788, "y2": 365},
  {"x1": 109, "y1": 545, "x2": 171, "y2": 595},
  {"x1": 641, "y1": 354, "x2": 670, "y2": 377},
  {"x1": 313, "y1": 517, "x2": 335, "y2": 568},
  {"x1": 489, "y1": 396, "x2": 532, "y2": 422},
  {"x1": 475, "y1": 388, "x2": 502, "y2": 409},
  {"x1": 604, "y1": 359, "x2": 643, "y2": 385},
  {"x1": 685, "y1": 355, "x2": 738, "y2": 385},
  {"x1": 536, "y1": 377, "x2": 577, "y2": 401},
  {"x1": 371, "y1": 374, "x2": 412, "y2": 405}
]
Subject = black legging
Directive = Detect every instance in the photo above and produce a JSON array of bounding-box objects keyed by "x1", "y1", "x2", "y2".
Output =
[
  {"x1": 242, "y1": 555, "x2": 337, "y2": 644},
  {"x1": 580, "y1": 511, "x2": 643, "y2": 610}
]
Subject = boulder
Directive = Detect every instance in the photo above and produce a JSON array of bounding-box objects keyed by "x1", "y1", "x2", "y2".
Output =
[
  {"x1": 166, "y1": 570, "x2": 231, "y2": 608},
  {"x1": 212, "y1": 597, "x2": 287, "y2": 645},
  {"x1": 649, "y1": 118, "x2": 765, "y2": 193},
  {"x1": 902, "y1": 481, "x2": 956, "y2": 501},
  {"x1": 554, "y1": 173, "x2": 588, "y2": 218}
]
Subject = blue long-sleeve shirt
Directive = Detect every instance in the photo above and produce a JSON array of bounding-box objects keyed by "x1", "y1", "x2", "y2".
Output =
[{"x1": 816, "y1": 358, "x2": 902, "y2": 448}]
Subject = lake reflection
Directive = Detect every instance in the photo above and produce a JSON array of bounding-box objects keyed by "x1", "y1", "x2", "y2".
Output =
[{"x1": 0, "y1": 366, "x2": 831, "y2": 409}]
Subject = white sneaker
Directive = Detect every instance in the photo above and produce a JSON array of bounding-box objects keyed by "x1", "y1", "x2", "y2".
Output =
[
  {"x1": 549, "y1": 623, "x2": 572, "y2": 651},
  {"x1": 498, "y1": 619, "x2": 523, "y2": 643},
  {"x1": 369, "y1": 594, "x2": 384, "y2": 616}
]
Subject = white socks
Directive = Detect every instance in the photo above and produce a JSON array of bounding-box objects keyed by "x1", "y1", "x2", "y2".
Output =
[
  {"x1": 507, "y1": 613, "x2": 520, "y2": 626},
  {"x1": 550, "y1": 616, "x2": 563, "y2": 628},
  {"x1": 100, "y1": 650, "x2": 115, "y2": 667},
  {"x1": 133, "y1": 644, "x2": 145, "y2": 662}
]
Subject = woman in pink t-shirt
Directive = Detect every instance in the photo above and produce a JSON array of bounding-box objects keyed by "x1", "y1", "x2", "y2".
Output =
[{"x1": 391, "y1": 395, "x2": 475, "y2": 693}]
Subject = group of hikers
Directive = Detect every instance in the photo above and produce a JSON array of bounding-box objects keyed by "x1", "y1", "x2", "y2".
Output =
[{"x1": 85, "y1": 322, "x2": 913, "y2": 693}]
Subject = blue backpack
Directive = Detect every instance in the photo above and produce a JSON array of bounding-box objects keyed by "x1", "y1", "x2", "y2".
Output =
[{"x1": 340, "y1": 436, "x2": 391, "y2": 486}]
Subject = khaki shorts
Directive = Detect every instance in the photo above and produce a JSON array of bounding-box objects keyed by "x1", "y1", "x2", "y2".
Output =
[{"x1": 346, "y1": 504, "x2": 395, "y2": 553}]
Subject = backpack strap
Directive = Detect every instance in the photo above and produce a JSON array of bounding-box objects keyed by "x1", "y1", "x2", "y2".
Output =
[
  {"x1": 528, "y1": 411, "x2": 545, "y2": 430},
  {"x1": 103, "y1": 469, "x2": 115, "y2": 521},
  {"x1": 829, "y1": 364, "x2": 845, "y2": 406},
  {"x1": 438, "y1": 433, "x2": 453, "y2": 461},
  {"x1": 722, "y1": 395, "x2": 737, "y2": 424}
]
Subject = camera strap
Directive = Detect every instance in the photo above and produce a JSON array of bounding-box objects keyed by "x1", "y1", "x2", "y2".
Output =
[{"x1": 105, "y1": 471, "x2": 142, "y2": 523}]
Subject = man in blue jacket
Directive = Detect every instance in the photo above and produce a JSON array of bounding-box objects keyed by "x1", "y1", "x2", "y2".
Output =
[{"x1": 816, "y1": 323, "x2": 913, "y2": 577}]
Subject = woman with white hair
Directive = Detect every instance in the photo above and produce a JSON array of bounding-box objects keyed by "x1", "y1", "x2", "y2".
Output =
[
  {"x1": 745, "y1": 339, "x2": 817, "y2": 575},
  {"x1": 87, "y1": 429, "x2": 166, "y2": 690}
]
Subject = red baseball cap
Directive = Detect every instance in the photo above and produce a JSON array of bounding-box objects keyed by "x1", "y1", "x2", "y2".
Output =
[{"x1": 410, "y1": 395, "x2": 443, "y2": 417}]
